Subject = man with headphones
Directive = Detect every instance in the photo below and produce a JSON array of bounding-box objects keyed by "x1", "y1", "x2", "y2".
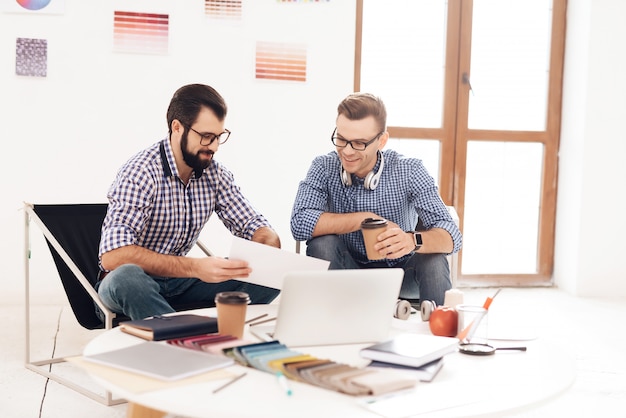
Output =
[{"x1": 290, "y1": 92, "x2": 462, "y2": 306}]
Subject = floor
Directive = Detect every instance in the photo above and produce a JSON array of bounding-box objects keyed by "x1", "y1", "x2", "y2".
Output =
[{"x1": 1, "y1": 287, "x2": 625, "y2": 418}]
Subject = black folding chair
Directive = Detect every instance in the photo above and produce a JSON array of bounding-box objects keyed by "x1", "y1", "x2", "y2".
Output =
[{"x1": 23, "y1": 202, "x2": 215, "y2": 405}]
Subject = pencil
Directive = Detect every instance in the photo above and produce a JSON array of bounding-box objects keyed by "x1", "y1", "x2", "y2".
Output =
[
  {"x1": 212, "y1": 372, "x2": 247, "y2": 394},
  {"x1": 245, "y1": 313, "x2": 268, "y2": 324},
  {"x1": 247, "y1": 316, "x2": 277, "y2": 326}
]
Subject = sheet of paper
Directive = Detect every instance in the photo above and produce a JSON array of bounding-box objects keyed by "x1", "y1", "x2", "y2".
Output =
[{"x1": 228, "y1": 236, "x2": 329, "y2": 290}]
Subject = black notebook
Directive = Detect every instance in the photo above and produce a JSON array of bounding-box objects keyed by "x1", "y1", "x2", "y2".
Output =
[
  {"x1": 366, "y1": 357, "x2": 445, "y2": 382},
  {"x1": 120, "y1": 314, "x2": 218, "y2": 341},
  {"x1": 360, "y1": 333, "x2": 458, "y2": 368}
]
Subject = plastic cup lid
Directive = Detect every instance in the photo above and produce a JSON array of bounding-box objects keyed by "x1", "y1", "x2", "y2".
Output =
[{"x1": 215, "y1": 291, "x2": 250, "y2": 304}]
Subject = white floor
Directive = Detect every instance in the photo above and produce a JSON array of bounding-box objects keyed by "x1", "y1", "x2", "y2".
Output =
[{"x1": 2, "y1": 287, "x2": 625, "y2": 418}]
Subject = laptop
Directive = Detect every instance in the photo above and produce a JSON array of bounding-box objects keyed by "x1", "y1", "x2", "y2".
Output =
[{"x1": 250, "y1": 268, "x2": 403, "y2": 347}]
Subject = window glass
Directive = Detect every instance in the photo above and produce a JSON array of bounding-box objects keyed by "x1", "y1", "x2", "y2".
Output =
[
  {"x1": 468, "y1": 0, "x2": 552, "y2": 130},
  {"x1": 463, "y1": 141, "x2": 543, "y2": 274},
  {"x1": 386, "y1": 138, "x2": 441, "y2": 185},
  {"x1": 361, "y1": 0, "x2": 448, "y2": 128}
]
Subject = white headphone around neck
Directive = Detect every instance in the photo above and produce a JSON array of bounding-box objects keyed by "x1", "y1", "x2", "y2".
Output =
[{"x1": 341, "y1": 151, "x2": 385, "y2": 190}]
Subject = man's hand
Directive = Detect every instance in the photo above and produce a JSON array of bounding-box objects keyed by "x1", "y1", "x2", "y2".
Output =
[
  {"x1": 251, "y1": 226, "x2": 281, "y2": 248},
  {"x1": 192, "y1": 256, "x2": 252, "y2": 283},
  {"x1": 373, "y1": 221, "x2": 454, "y2": 257},
  {"x1": 373, "y1": 224, "x2": 414, "y2": 259},
  {"x1": 101, "y1": 245, "x2": 253, "y2": 283}
]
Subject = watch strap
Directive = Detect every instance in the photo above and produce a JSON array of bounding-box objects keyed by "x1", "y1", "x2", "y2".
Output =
[{"x1": 412, "y1": 232, "x2": 422, "y2": 252}]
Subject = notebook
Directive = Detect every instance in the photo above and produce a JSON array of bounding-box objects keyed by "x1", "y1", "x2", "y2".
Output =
[
  {"x1": 82, "y1": 341, "x2": 234, "y2": 381},
  {"x1": 250, "y1": 268, "x2": 403, "y2": 347},
  {"x1": 359, "y1": 333, "x2": 459, "y2": 368}
]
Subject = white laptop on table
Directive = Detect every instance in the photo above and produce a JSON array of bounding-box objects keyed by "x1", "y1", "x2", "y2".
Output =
[{"x1": 250, "y1": 269, "x2": 403, "y2": 347}]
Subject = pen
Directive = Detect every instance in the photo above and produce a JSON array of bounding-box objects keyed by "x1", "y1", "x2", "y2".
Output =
[
  {"x1": 245, "y1": 313, "x2": 268, "y2": 324},
  {"x1": 276, "y1": 371, "x2": 293, "y2": 396},
  {"x1": 212, "y1": 372, "x2": 247, "y2": 394},
  {"x1": 248, "y1": 316, "x2": 277, "y2": 326}
]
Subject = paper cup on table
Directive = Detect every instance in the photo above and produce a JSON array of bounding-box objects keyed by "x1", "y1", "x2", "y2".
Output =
[
  {"x1": 456, "y1": 304, "x2": 488, "y2": 344},
  {"x1": 361, "y1": 218, "x2": 388, "y2": 260},
  {"x1": 215, "y1": 291, "x2": 250, "y2": 339}
]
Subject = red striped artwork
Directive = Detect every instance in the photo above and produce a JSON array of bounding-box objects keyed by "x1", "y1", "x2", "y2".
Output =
[
  {"x1": 256, "y1": 42, "x2": 307, "y2": 82},
  {"x1": 205, "y1": 0, "x2": 242, "y2": 19},
  {"x1": 113, "y1": 11, "x2": 169, "y2": 54}
]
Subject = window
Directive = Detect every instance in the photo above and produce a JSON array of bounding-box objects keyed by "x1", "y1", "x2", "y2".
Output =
[{"x1": 356, "y1": 0, "x2": 566, "y2": 285}]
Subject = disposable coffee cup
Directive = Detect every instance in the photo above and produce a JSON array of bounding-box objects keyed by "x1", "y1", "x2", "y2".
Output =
[
  {"x1": 361, "y1": 218, "x2": 388, "y2": 260},
  {"x1": 215, "y1": 291, "x2": 250, "y2": 339}
]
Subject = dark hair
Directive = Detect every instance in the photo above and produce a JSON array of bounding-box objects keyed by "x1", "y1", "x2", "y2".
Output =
[
  {"x1": 337, "y1": 92, "x2": 387, "y2": 131},
  {"x1": 166, "y1": 84, "x2": 227, "y2": 135}
]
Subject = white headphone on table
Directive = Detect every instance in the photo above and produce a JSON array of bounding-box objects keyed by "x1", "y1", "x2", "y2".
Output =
[
  {"x1": 341, "y1": 151, "x2": 385, "y2": 190},
  {"x1": 394, "y1": 299, "x2": 412, "y2": 320}
]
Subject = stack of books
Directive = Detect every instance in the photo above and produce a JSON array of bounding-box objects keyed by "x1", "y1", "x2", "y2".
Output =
[
  {"x1": 119, "y1": 314, "x2": 218, "y2": 341},
  {"x1": 360, "y1": 333, "x2": 459, "y2": 382}
]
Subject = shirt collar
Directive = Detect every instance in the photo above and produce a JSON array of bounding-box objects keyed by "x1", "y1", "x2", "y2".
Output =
[{"x1": 159, "y1": 138, "x2": 204, "y2": 180}]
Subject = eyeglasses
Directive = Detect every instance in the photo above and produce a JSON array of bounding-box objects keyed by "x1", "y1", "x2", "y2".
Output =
[
  {"x1": 188, "y1": 126, "x2": 231, "y2": 146},
  {"x1": 331, "y1": 128, "x2": 383, "y2": 151}
]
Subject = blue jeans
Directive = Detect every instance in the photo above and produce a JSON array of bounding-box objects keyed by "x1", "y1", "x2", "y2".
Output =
[
  {"x1": 306, "y1": 235, "x2": 451, "y2": 305},
  {"x1": 95, "y1": 264, "x2": 280, "y2": 321}
]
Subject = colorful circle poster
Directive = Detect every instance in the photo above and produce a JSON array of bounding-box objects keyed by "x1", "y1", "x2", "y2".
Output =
[
  {"x1": 2, "y1": 0, "x2": 64, "y2": 14},
  {"x1": 17, "y1": 0, "x2": 52, "y2": 11}
]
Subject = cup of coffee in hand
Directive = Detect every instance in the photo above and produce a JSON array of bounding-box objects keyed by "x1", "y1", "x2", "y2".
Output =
[
  {"x1": 215, "y1": 291, "x2": 250, "y2": 339},
  {"x1": 361, "y1": 218, "x2": 388, "y2": 260}
]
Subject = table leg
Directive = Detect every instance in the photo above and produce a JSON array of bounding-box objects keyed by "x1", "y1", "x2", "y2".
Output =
[{"x1": 127, "y1": 402, "x2": 167, "y2": 418}]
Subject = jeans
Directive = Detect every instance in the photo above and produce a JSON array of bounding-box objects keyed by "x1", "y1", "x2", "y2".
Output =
[
  {"x1": 95, "y1": 264, "x2": 280, "y2": 321},
  {"x1": 306, "y1": 235, "x2": 451, "y2": 305}
]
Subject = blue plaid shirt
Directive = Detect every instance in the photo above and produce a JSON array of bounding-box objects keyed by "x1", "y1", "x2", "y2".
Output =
[
  {"x1": 99, "y1": 138, "x2": 271, "y2": 266},
  {"x1": 290, "y1": 149, "x2": 462, "y2": 265}
]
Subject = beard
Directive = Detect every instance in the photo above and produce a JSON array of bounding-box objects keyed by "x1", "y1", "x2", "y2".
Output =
[{"x1": 181, "y1": 130, "x2": 213, "y2": 175}]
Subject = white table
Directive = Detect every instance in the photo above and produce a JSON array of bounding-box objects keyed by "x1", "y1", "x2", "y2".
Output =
[{"x1": 83, "y1": 305, "x2": 575, "y2": 418}]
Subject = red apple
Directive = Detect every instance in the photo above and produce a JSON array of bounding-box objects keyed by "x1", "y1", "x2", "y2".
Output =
[{"x1": 429, "y1": 306, "x2": 459, "y2": 337}]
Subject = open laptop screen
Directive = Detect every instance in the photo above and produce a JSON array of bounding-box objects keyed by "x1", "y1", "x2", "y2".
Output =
[{"x1": 250, "y1": 268, "x2": 403, "y2": 347}]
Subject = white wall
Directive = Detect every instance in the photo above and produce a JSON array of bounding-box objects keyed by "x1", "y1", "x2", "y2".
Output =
[
  {"x1": 0, "y1": 0, "x2": 355, "y2": 305},
  {"x1": 554, "y1": 0, "x2": 626, "y2": 298},
  {"x1": 3, "y1": 0, "x2": 625, "y2": 306}
]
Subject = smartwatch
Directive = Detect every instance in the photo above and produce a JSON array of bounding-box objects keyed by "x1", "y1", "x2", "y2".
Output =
[{"x1": 412, "y1": 232, "x2": 423, "y2": 252}]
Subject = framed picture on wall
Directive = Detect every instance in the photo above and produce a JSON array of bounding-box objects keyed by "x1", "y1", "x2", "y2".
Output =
[
  {"x1": 113, "y1": 10, "x2": 169, "y2": 55},
  {"x1": 15, "y1": 37, "x2": 47, "y2": 77}
]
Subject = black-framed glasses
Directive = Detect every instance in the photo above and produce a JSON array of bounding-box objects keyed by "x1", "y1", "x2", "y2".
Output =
[
  {"x1": 331, "y1": 128, "x2": 383, "y2": 151},
  {"x1": 188, "y1": 126, "x2": 231, "y2": 146}
]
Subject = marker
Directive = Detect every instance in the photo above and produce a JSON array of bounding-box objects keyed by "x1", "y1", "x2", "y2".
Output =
[{"x1": 276, "y1": 371, "x2": 293, "y2": 396}]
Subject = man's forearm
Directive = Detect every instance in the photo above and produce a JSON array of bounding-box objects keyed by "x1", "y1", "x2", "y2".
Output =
[
  {"x1": 312, "y1": 212, "x2": 378, "y2": 237},
  {"x1": 100, "y1": 245, "x2": 196, "y2": 278},
  {"x1": 252, "y1": 226, "x2": 281, "y2": 248},
  {"x1": 416, "y1": 228, "x2": 454, "y2": 254}
]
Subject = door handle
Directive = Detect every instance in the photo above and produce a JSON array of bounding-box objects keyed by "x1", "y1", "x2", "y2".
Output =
[{"x1": 462, "y1": 72, "x2": 474, "y2": 95}]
